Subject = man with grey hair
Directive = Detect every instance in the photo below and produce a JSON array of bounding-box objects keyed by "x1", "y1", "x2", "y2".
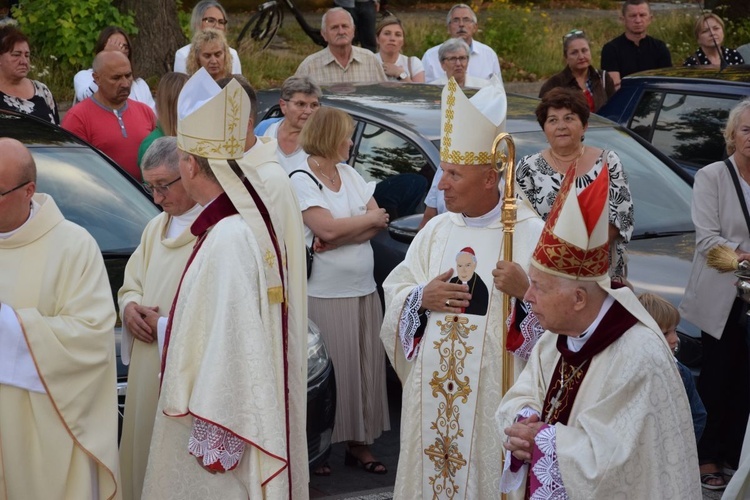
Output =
[
  {"x1": 118, "y1": 136, "x2": 201, "y2": 500},
  {"x1": 430, "y1": 38, "x2": 490, "y2": 89},
  {"x1": 422, "y1": 3, "x2": 502, "y2": 83},
  {"x1": 295, "y1": 7, "x2": 386, "y2": 85},
  {"x1": 257, "y1": 75, "x2": 322, "y2": 173}
]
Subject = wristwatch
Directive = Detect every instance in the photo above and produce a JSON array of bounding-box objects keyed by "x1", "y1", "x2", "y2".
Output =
[{"x1": 397, "y1": 71, "x2": 408, "y2": 81}]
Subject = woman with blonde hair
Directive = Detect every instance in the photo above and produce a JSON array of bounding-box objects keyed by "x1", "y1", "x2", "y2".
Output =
[
  {"x1": 186, "y1": 29, "x2": 233, "y2": 81},
  {"x1": 289, "y1": 106, "x2": 391, "y2": 477},
  {"x1": 684, "y1": 13, "x2": 744, "y2": 67},
  {"x1": 174, "y1": 0, "x2": 241, "y2": 74},
  {"x1": 137, "y1": 72, "x2": 189, "y2": 167}
]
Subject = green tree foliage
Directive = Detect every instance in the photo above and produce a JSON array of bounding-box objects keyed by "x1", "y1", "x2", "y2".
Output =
[{"x1": 12, "y1": 0, "x2": 137, "y2": 71}]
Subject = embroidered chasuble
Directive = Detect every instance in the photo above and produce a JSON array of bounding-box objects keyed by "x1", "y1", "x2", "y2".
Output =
[
  {"x1": 144, "y1": 185, "x2": 303, "y2": 499},
  {"x1": 118, "y1": 211, "x2": 197, "y2": 500},
  {"x1": 381, "y1": 203, "x2": 543, "y2": 500},
  {"x1": 496, "y1": 287, "x2": 701, "y2": 500},
  {"x1": 0, "y1": 194, "x2": 120, "y2": 500}
]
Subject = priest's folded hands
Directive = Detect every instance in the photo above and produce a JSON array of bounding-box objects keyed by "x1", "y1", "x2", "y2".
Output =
[
  {"x1": 421, "y1": 268, "x2": 472, "y2": 313},
  {"x1": 503, "y1": 413, "x2": 545, "y2": 462}
]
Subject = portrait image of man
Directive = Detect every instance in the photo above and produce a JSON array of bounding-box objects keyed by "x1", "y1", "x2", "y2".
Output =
[{"x1": 448, "y1": 246, "x2": 489, "y2": 315}]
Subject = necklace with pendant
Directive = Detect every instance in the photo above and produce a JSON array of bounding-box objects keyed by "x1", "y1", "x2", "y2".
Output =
[
  {"x1": 544, "y1": 357, "x2": 589, "y2": 422},
  {"x1": 548, "y1": 145, "x2": 585, "y2": 174},
  {"x1": 310, "y1": 157, "x2": 338, "y2": 185}
]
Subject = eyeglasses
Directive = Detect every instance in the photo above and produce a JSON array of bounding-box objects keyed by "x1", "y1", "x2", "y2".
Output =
[
  {"x1": 442, "y1": 56, "x2": 469, "y2": 64},
  {"x1": 202, "y1": 17, "x2": 228, "y2": 27},
  {"x1": 142, "y1": 176, "x2": 181, "y2": 196},
  {"x1": 283, "y1": 99, "x2": 321, "y2": 111},
  {"x1": 563, "y1": 29, "x2": 585, "y2": 42},
  {"x1": 0, "y1": 180, "x2": 30, "y2": 199},
  {"x1": 449, "y1": 16, "x2": 474, "y2": 25}
]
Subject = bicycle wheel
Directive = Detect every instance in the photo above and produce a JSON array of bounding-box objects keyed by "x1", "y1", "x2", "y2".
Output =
[{"x1": 237, "y1": 4, "x2": 283, "y2": 50}]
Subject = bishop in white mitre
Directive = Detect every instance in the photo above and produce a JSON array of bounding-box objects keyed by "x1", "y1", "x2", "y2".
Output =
[{"x1": 380, "y1": 77, "x2": 544, "y2": 499}]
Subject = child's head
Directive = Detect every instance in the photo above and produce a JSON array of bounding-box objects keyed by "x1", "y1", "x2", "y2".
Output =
[{"x1": 638, "y1": 293, "x2": 680, "y2": 353}]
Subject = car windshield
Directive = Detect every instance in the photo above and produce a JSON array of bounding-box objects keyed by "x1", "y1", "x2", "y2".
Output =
[
  {"x1": 508, "y1": 128, "x2": 695, "y2": 237},
  {"x1": 32, "y1": 147, "x2": 159, "y2": 253}
]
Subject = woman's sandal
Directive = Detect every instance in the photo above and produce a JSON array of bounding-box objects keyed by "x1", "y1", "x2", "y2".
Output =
[
  {"x1": 700, "y1": 472, "x2": 727, "y2": 490},
  {"x1": 344, "y1": 446, "x2": 387, "y2": 475},
  {"x1": 313, "y1": 462, "x2": 332, "y2": 476}
]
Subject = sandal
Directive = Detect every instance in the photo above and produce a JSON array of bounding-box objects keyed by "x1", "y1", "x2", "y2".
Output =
[
  {"x1": 313, "y1": 462, "x2": 331, "y2": 476},
  {"x1": 700, "y1": 472, "x2": 727, "y2": 490},
  {"x1": 344, "y1": 445, "x2": 387, "y2": 475}
]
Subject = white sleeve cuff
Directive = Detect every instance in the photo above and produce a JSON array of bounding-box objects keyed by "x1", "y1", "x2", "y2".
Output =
[
  {"x1": 0, "y1": 303, "x2": 46, "y2": 394},
  {"x1": 157, "y1": 316, "x2": 168, "y2": 361}
]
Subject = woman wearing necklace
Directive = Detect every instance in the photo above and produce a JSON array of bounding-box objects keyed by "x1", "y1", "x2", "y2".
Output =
[
  {"x1": 374, "y1": 17, "x2": 425, "y2": 83},
  {"x1": 684, "y1": 13, "x2": 744, "y2": 68},
  {"x1": 289, "y1": 107, "x2": 391, "y2": 477},
  {"x1": 516, "y1": 87, "x2": 634, "y2": 279}
]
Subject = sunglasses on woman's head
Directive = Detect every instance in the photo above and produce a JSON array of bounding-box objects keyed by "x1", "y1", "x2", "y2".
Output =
[{"x1": 562, "y1": 29, "x2": 585, "y2": 42}]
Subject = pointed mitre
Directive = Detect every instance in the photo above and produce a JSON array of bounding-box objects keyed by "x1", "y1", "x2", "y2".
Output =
[
  {"x1": 440, "y1": 75, "x2": 507, "y2": 165},
  {"x1": 176, "y1": 67, "x2": 249, "y2": 159},
  {"x1": 531, "y1": 163, "x2": 610, "y2": 281}
]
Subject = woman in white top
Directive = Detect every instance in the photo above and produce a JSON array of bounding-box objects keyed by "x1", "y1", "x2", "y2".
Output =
[
  {"x1": 173, "y1": 0, "x2": 241, "y2": 75},
  {"x1": 73, "y1": 26, "x2": 155, "y2": 112},
  {"x1": 374, "y1": 17, "x2": 424, "y2": 83},
  {"x1": 259, "y1": 75, "x2": 321, "y2": 173},
  {"x1": 289, "y1": 107, "x2": 391, "y2": 477}
]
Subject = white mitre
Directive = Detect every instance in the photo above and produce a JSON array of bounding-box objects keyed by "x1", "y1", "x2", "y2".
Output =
[
  {"x1": 440, "y1": 75, "x2": 507, "y2": 165},
  {"x1": 176, "y1": 67, "x2": 250, "y2": 159}
]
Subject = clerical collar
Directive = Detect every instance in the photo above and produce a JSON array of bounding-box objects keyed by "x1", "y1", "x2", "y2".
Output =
[
  {"x1": 462, "y1": 199, "x2": 501, "y2": 228},
  {"x1": 567, "y1": 294, "x2": 615, "y2": 352},
  {"x1": 0, "y1": 200, "x2": 38, "y2": 239},
  {"x1": 166, "y1": 204, "x2": 202, "y2": 239}
]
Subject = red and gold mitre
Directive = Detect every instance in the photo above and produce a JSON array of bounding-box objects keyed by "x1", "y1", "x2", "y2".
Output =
[{"x1": 531, "y1": 163, "x2": 609, "y2": 280}]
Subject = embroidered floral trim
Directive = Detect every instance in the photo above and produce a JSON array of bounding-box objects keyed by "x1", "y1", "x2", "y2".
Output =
[
  {"x1": 399, "y1": 285, "x2": 425, "y2": 360},
  {"x1": 530, "y1": 425, "x2": 567, "y2": 500},
  {"x1": 516, "y1": 308, "x2": 544, "y2": 361},
  {"x1": 188, "y1": 418, "x2": 245, "y2": 471}
]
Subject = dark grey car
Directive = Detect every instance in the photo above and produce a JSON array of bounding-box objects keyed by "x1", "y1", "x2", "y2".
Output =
[{"x1": 257, "y1": 83, "x2": 700, "y2": 349}]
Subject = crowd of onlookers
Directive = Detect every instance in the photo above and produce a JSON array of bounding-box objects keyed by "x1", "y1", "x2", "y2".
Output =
[{"x1": 1, "y1": 0, "x2": 749, "y2": 494}]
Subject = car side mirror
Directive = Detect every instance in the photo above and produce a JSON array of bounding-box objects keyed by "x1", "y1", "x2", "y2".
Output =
[{"x1": 388, "y1": 213, "x2": 421, "y2": 244}]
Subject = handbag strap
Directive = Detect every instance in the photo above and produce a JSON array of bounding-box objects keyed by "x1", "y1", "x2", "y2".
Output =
[
  {"x1": 289, "y1": 169, "x2": 323, "y2": 190},
  {"x1": 724, "y1": 158, "x2": 750, "y2": 235},
  {"x1": 407, "y1": 56, "x2": 413, "y2": 78}
]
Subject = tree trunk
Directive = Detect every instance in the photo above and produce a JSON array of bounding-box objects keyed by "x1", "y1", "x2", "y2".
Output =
[{"x1": 115, "y1": 0, "x2": 186, "y2": 79}]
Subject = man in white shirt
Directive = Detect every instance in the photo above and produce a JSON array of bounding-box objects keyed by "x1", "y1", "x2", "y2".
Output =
[{"x1": 422, "y1": 3, "x2": 502, "y2": 83}]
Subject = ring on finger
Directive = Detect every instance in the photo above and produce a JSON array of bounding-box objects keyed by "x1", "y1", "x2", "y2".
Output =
[{"x1": 445, "y1": 299, "x2": 450, "y2": 307}]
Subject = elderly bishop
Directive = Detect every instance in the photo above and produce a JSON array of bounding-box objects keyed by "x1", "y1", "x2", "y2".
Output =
[
  {"x1": 496, "y1": 154, "x2": 700, "y2": 499},
  {"x1": 380, "y1": 77, "x2": 544, "y2": 499}
]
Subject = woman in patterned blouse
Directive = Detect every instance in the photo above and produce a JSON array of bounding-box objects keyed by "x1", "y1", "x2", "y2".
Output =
[
  {"x1": 0, "y1": 26, "x2": 58, "y2": 124},
  {"x1": 515, "y1": 87, "x2": 634, "y2": 279},
  {"x1": 684, "y1": 13, "x2": 744, "y2": 67}
]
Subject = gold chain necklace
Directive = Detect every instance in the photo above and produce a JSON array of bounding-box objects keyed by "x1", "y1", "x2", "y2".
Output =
[
  {"x1": 544, "y1": 358, "x2": 589, "y2": 422},
  {"x1": 310, "y1": 157, "x2": 338, "y2": 185},
  {"x1": 548, "y1": 145, "x2": 585, "y2": 174}
]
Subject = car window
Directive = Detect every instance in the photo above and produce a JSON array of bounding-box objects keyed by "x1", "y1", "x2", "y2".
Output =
[
  {"x1": 33, "y1": 147, "x2": 159, "y2": 253},
  {"x1": 629, "y1": 91, "x2": 663, "y2": 141},
  {"x1": 353, "y1": 122, "x2": 434, "y2": 219},
  {"x1": 649, "y1": 93, "x2": 736, "y2": 168},
  {"x1": 512, "y1": 128, "x2": 694, "y2": 237}
]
